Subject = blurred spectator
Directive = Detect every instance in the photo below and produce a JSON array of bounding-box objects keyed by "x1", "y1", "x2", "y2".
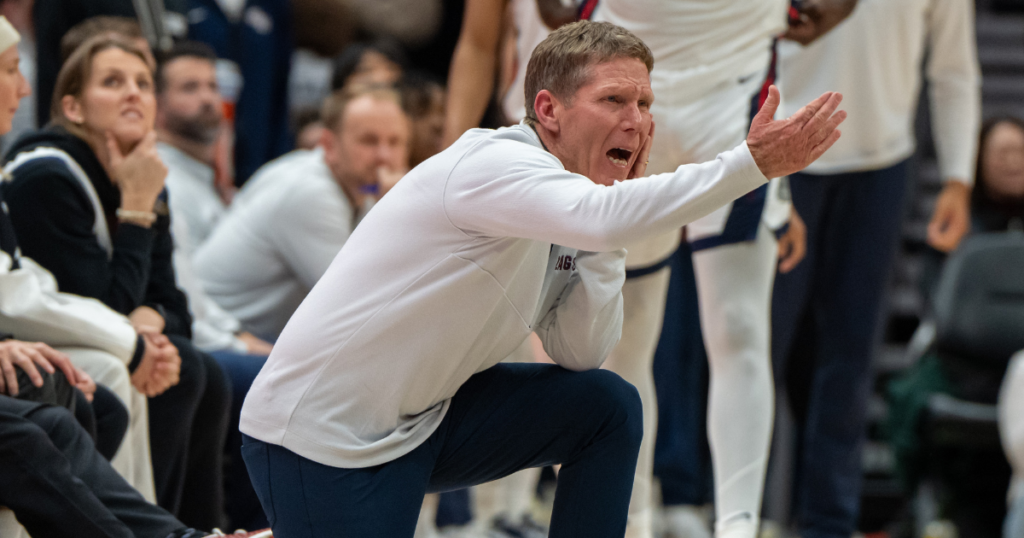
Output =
[
  {"x1": 887, "y1": 118, "x2": 1024, "y2": 532},
  {"x1": 0, "y1": 0, "x2": 35, "y2": 154},
  {"x1": 2, "y1": 35, "x2": 230, "y2": 528},
  {"x1": 0, "y1": 16, "x2": 168, "y2": 501},
  {"x1": 970, "y1": 118, "x2": 1024, "y2": 231},
  {"x1": 920, "y1": 117, "x2": 1024, "y2": 299},
  {"x1": 774, "y1": 0, "x2": 981, "y2": 535},
  {"x1": 330, "y1": 39, "x2": 405, "y2": 91},
  {"x1": 155, "y1": 41, "x2": 226, "y2": 250},
  {"x1": 1000, "y1": 351, "x2": 1024, "y2": 538},
  {"x1": 154, "y1": 39, "x2": 272, "y2": 530},
  {"x1": 0, "y1": 389, "x2": 183, "y2": 538},
  {"x1": 292, "y1": 106, "x2": 324, "y2": 151},
  {"x1": 400, "y1": 71, "x2": 445, "y2": 167},
  {"x1": 31, "y1": 0, "x2": 137, "y2": 127},
  {"x1": 187, "y1": 0, "x2": 294, "y2": 184},
  {"x1": 194, "y1": 85, "x2": 409, "y2": 339},
  {"x1": 0, "y1": 382, "x2": 269, "y2": 538}
]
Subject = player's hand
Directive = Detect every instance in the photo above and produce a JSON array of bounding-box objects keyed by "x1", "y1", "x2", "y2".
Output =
[
  {"x1": 927, "y1": 181, "x2": 971, "y2": 253},
  {"x1": 628, "y1": 120, "x2": 655, "y2": 179},
  {"x1": 747, "y1": 86, "x2": 845, "y2": 180},
  {"x1": 777, "y1": 208, "x2": 807, "y2": 273},
  {"x1": 783, "y1": 0, "x2": 859, "y2": 46}
]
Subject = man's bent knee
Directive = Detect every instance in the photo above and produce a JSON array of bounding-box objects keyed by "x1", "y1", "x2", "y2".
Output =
[{"x1": 577, "y1": 369, "x2": 644, "y2": 446}]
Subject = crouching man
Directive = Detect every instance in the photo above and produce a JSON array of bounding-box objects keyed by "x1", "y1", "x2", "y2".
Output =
[{"x1": 239, "y1": 20, "x2": 845, "y2": 538}]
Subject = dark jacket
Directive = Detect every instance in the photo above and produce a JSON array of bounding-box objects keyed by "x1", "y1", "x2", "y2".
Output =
[{"x1": 1, "y1": 127, "x2": 192, "y2": 338}]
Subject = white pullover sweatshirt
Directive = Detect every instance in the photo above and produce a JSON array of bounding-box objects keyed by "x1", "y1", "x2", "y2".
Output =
[
  {"x1": 240, "y1": 124, "x2": 767, "y2": 468},
  {"x1": 778, "y1": 0, "x2": 981, "y2": 183}
]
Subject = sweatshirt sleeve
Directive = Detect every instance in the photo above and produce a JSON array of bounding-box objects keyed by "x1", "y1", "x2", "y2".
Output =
[
  {"x1": 4, "y1": 160, "x2": 157, "y2": 315},
  {"x1": 444, "y1": 137, "x2": 767, "y2": 252},
  {"x1": 272, "y1": 180, "x2": 356, "y2": 289},
  {"x1": 534, "y1": 249, "x2": 626, "y2": 371},
  {"x1": 0, "y1": 254, "x2": 139, "y2": 364},
  {"x1": 926, "y1": 0, "x2": 982, "y2": 185}
]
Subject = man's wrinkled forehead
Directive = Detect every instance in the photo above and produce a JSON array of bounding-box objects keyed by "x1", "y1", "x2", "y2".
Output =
[{"x1": 576, "y1": 57, "x2": 654, "y2": 103}]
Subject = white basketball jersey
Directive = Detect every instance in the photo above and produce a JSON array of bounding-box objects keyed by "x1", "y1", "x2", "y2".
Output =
[
  {"x1": 502, "y1": 0, "x2": 558, "y2": 122},
  {"x1": 594, "y1": 0, "x2": 786, "y2": 100}
]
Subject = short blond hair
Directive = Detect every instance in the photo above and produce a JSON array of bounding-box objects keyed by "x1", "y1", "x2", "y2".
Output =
[
  {"x1": 524, "y1": 20, "x2": 653, "y2": 125},
  {"x1": 321, "y1": 84, "x2": 403, "y2": 133}
]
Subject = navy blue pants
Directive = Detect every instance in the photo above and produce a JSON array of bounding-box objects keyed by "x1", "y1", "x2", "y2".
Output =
[
  {"x1": 209, "y1": 350, "x2": 269, "y2": 530},
  {"x1": 242, "y1": 363, "x2": 643, "y2": 537},
  {"x1": 771, "y1": 160, "x2": 910, "y2": 538}
]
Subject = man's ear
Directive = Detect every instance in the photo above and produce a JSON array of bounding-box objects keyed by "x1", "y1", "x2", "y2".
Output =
[
  {"x1": 320, "y1": 126, "x2": 336, "y2": 154},
  {"x1": 534, "y1": 90, "x2": 561, "y2": 135}
]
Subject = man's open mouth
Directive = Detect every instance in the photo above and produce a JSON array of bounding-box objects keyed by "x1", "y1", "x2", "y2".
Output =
[{"x1": 607, "y1": 148, "x2": 633, "y2": 167}]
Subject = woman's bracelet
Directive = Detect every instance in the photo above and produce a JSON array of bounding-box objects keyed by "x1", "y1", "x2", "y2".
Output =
[{"x1": 116, "y1": 208, "x2": 157, "y2": 226}]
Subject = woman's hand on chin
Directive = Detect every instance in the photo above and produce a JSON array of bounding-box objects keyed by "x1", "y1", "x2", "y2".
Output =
[{"x1": 108, "y1": 130, "x2": 168, "y2": 212}]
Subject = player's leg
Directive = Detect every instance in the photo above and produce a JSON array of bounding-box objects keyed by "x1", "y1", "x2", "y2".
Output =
[
  {"x1": 601, "y1": 266, "x2": 671, "y2": 538},
  {"x1": 691, "y1": 225, "x2": 777, "y2": 538},
  {"x1": 428, "y1": 363, "x2": 643, "y2": 538},
  {"x1": 241, "y1": 433, "x2": 433, "y2": 537}
]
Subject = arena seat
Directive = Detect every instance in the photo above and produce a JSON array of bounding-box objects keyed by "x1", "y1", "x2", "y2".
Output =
[{"x1": 914, "y1": 231, "x2": 1024, "y2": 536}]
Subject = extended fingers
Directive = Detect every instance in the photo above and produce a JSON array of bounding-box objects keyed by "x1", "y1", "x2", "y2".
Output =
[
  {"x1": 803, "y1": 92, "x2": 843, "y2": 134},
  {"x1": 808, "y1": 128, "x2": 842, "y2": 163},
  {"x1": 789, "y1": 91, "x2": 832, "y2": 127},
  {"x1": 808, "y1": 108, "x2": 847, "y2": 148}
]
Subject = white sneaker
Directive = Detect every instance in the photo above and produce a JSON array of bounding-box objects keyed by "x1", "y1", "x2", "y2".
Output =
[{"x1": 662, "y1": 505, "x2": 712, "y2": 538}]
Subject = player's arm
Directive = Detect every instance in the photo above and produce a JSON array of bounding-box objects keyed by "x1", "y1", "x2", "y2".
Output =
[
  {"x1": 783, "y1": 0, "x2": 859, "y2": 46},
  {"x1": 442, "y1": 0, "x2": 507, "y2": 148},
  {"x1": 924, "y1": 0, "x2": 981, "y2": 253},
  {"x1": 534, "y1": 249, "x2": 625, "y2": 371},
  {"x1": 536, "y1": 0, "x2": 578, "y2": 30}
]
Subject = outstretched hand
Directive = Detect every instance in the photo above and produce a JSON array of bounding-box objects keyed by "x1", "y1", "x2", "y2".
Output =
[{"x1": 747, "y1": 86, "x2": 846, "y2": 180}]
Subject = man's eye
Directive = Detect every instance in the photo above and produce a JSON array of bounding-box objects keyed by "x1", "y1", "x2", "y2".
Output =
[{"x1": 606, "y1": 96, "x2": 618, "y2": 103}]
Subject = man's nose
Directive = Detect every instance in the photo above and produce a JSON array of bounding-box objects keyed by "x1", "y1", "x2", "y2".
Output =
[
  {"x1": 377, "y1": 143, "x2": 400, "y2": 164},
  {"x1": 621, "y1": 104, "x2": 642, "y2": 130}
]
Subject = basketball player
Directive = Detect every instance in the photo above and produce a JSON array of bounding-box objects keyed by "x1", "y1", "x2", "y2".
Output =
[{"x1": 588, "y1": 2, "x2": 854, "y2": 537}]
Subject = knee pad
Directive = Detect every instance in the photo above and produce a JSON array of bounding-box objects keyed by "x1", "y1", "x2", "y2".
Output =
[{"x1": 707, "y1": 300, "x2": 766, "y2": 359}]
